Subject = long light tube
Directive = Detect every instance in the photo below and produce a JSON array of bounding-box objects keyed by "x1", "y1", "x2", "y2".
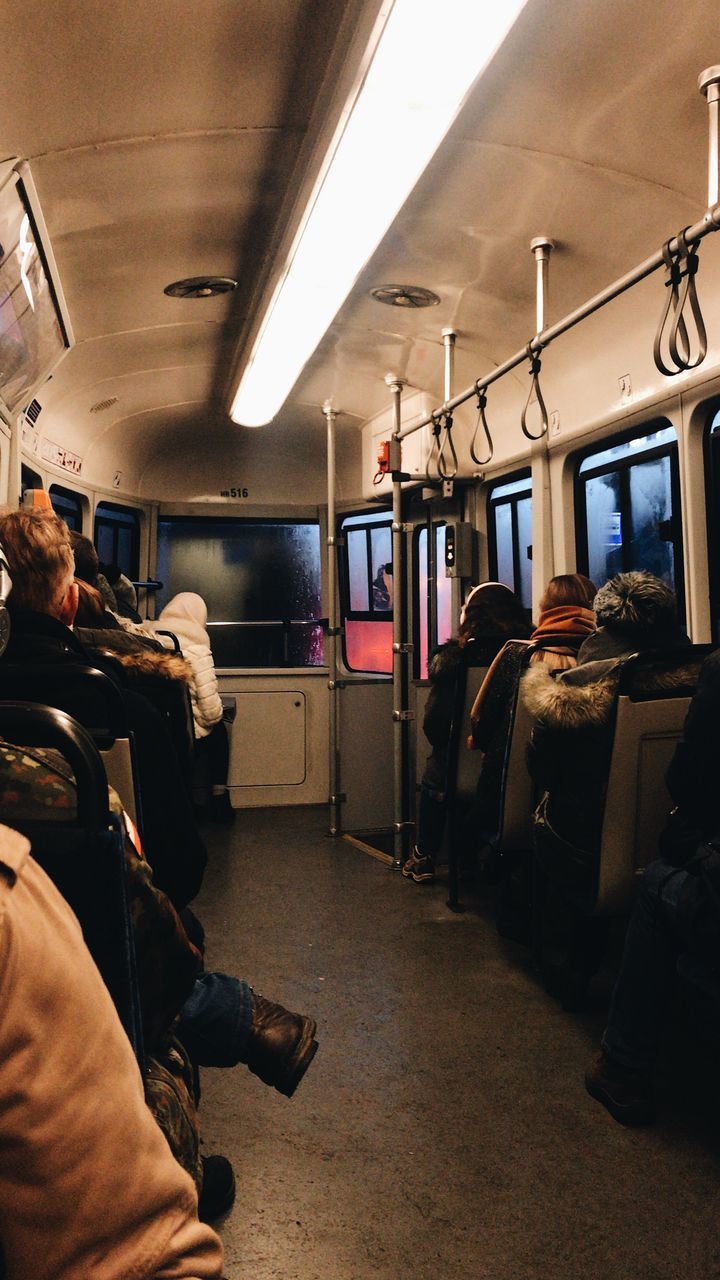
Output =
[{"x1": 230, "y1": 0, "x2": 529, "y2": 427}]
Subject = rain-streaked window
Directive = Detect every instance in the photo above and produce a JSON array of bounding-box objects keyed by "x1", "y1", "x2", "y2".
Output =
[{"x1": 156, "y1": 518, "x2": 323, "y2": 668}]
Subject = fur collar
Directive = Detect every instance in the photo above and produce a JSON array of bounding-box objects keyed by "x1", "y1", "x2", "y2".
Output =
[
  {"x1": 93, "y1": 647, "x2": 191, "y2": 683},
  {"x1": 523, "y1": 654, "x2": 703, "y2": 730}
]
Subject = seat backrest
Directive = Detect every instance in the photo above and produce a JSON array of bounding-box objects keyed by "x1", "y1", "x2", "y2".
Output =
[
  {"x1": 0, "y1": 662, "x2": 141, "y2": 825},
  {"x1": 497, "y1": 671, "x2": 536, "y2": 854},
  {"x1": 0, "y1": 702, "x2": 144, "y2": 1064},
  {"x1": 595, "y1": 645, "x2": 712, "y2": 914}
]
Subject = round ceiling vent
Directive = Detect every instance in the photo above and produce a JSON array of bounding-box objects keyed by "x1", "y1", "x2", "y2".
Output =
[
  {"x1": 164, "y1": 276, "x2": 237, "y2": 299},
  {"x1": 370, "y1": 284, "x2": 440, "y2": 308},
  {"x1": 89, "y1": 396, "x2": 118, "y2": 414}
]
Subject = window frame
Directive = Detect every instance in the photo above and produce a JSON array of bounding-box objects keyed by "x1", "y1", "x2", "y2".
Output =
[
  {"x1": 93, "y1": 500, "x2": 141, "y2": 580},
  {"x1": 573, "y1": 420, "x2": 684, "y2": 616},
  {"x1": 703, "y1": 404, "x2": 720, "y2": 641},
  {"x1": 49, "y1": 483, "x2": 83, "y2": 532},
  {"x1": 487, "y1": 468, "x2": 532, "y2": 605},
  {"x1": 412, "y1": 519, "x2": 449, "y2": 680},
  {"x1": 338, "y1": 509, "x2": 393, "y2": 674}
]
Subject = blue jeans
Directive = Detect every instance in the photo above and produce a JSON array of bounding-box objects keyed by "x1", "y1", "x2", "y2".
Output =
[
  {"x1": 177, "y1": 971, "x2": 253, "y2": 1067},
  {"x1": 602, "y1": 860, "x2": 698, "y2": 1073}
]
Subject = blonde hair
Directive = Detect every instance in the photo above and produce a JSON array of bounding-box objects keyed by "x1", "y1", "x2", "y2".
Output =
[{"x1": 0, "y1": 509, "x2": 75, "y2": 614}]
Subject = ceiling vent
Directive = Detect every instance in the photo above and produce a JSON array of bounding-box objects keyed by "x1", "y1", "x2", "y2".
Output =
[
  {"x1": 164, "y1": 276, "x2": 237, "y2": 299},
  {"x1": 24, "y1": 398, "x2": 42, "y2": 425},
  {"x1": 90, "y1": 396, "x2": 119, "y2": 414},
  {"x1": 370, "y1": 284, "x2": 440, "y2": 308}
]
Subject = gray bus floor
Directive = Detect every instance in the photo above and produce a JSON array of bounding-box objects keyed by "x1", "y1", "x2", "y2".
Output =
[{"x1": 194, "y1": 806, "x2": 720, "y2": 1280}]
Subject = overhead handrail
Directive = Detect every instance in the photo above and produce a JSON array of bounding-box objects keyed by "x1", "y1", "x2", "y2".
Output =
[
  {"x1": 520, "y1": 343, "x2": 549, "y2": 441},
  {"x1": 470, "y1": 383, "x2": 494, "y2": 466},
  {"x1": 653, "y1": 229, "x2": 708, "y2": 376}
]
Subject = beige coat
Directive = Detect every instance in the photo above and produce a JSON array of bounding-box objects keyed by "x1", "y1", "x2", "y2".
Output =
[{"x1": 0, "y1": 824, "x2": 223, "y2": 1280}]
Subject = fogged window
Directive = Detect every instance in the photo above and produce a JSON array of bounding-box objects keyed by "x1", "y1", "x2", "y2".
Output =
[
  {"x1": 156, "y1": 518, "x2": 323, "y2": 668},
  {"x1": 94, "y1": 502, "x2": 140, "y2": 580},
  {"x1": 414, "y1": 523, "x2": 452, "y2": 679},
  {"x1": 0, "y1": 176, "x2": 67, "y2": 413},
  {"x1": 488, "y1": 472, "x2": 532, "y2": 610},
  {"x1": 576, "y1": 424, "x2": 682, "y2": 602},
  {"x1": 340, "y1": 511, "x2": 393, "y2": 674}
]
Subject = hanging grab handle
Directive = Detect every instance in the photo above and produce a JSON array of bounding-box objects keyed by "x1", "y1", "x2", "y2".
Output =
[
  {"x1": 653, "y1": 229, "x2": 707, "y2": 376},
  {"x1": 427, "y1": 412, "x2": 458, "y2": 481},
  {"x1": 470, "y1": 383, "x2": 494, "y2": 465},
  {"x1": 520, "y1": 344, "x2": 548, "y2": 441}
]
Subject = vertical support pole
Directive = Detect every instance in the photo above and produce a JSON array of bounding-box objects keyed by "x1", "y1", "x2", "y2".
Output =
[
  {"x1": 387, "y1": 375, "x2": 410, "y2": 871},
  {"x1": 427, "y1": 506, "x2": 437, "y2": 657},
  {"x1": 530, "y1": 237, "x2": 554, "y2": 335},
  {"x1": 442, "y1": 327, "x2": 456, "y2": 405},
  {"x1": 8, "y1": 414, "x2": 22, "y2": 508},
  {"x1": 324, "y1": 401, "x2": 340, "y2": 837},
  {"x1": 699, "y1": 67, "x2": 720, "y2": 209}
]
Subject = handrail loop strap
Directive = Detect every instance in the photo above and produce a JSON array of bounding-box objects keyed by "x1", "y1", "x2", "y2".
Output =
[
  {"x1": 426, "y1": 413, "x2": 444, "y2": 479},
  {"x1": 520, "y1": 343, "x2": 549, "y2": 441},
  {"x1": 668, "y1": 229, "x2": 706, "y2": 372},
  {"x1": 436, "y1": 412, "x2": 458, "y2": 480},
  {"x1": 653, "y1": 230, "x2": 707, "y2": 376},
  {"x1": 470, "y1": 383, "x2": 494, "y2": 466}
]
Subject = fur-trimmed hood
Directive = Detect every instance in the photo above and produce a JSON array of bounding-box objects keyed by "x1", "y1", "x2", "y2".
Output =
[
  {"x1": 523, "y1": 654, "x2": 702, "y2": 731},
  {"x1": 92, "y1": 647, "x2": 191, "y2": 683}
]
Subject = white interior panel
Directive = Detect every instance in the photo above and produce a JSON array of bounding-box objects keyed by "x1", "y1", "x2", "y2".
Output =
[
  {"x1": 228, "y1": 691, "x2": 306, "y2": 787},
  {"x1": 339, "y1": 681, "x2": 393, "y2": 831}
]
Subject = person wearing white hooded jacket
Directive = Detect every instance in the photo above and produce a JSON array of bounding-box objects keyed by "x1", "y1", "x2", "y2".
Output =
[{"x1": 152, "y1": 593, "x2": 233, "y2": 822}]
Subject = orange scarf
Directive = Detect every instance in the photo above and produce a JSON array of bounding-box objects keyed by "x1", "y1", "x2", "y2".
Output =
[{"x1": 530, "y1": 605, "x2": 595, "y2": 645}]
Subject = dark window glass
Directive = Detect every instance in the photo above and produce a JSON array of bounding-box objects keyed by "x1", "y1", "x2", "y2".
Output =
[
  {"x1": 576, "y1": 424, "x2": 682, "y2": 607},
  {"x1": 487, "y1": 471, "x2": 532, "y2": 609},
  {"x1": 49, "y1": 484, "x2": 82, "y2": 532},
  {"x1": 704, "y1": 408, "x2": 720, "y2": 641},
  {"x1": 20, "y1": 463, "x2": 42, "y2": 497},
  {"x1": 156, "y1": 517, "x2": 323, "y2": 669},
  {"x1": 414, "y1": 523, "x2": 452, "y2": 679},
  {"x1": 340, "y1": 511, "x2": 393, "y2": 673},
  {"x1": 94, "y1": 502, "x2": 140, "y2": 579}
]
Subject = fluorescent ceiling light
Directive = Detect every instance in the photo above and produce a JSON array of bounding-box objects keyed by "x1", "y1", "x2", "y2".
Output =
[{"x1": 230, "y1": 0, "x2": 529, "y2": 427}]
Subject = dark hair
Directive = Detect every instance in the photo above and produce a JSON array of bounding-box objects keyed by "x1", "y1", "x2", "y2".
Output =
[
  {"x1": 458, "y1": 582, "x2": 532, "y2": 646},
  {"x1": 69, "y1": 531, "x2": 99, "y2": 586},
  {"x1": 74, "y1": 578, "x2": 109, "y2": 627},
  {"x1": 539, "y1": 573, "x2": 596, "y2": 613}
]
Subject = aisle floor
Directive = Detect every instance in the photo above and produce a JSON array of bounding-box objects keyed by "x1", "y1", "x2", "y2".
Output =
[{"x1": 194, "y1": 807, "x2": 720, "y2": 1280}]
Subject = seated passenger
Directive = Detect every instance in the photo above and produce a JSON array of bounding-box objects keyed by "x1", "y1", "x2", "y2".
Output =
[
  {"x1": 524, "y1": 571, "x2": 691, "y2": 1002},
  {"x1": 151, "y1": 593, "x2": 234, "y2": 823},
  {"x1": 0, "y1": 822, "x2": 224, "y2": 1280},
  {"x1": 586, "y1": 645, "x2": 720, "y2": 1126},
  {"x1": 467, "y1": 573, "x2": 596, "y2": 934},
  {"x1": 402, "y1": 582, "x2": 532, "y2": 884},
  {"x1": 0, "y1": 508, "x2": 207, "y2": 909},
  {"x1": 525, "y1": 571, "x2": 689, "y2": 866}
]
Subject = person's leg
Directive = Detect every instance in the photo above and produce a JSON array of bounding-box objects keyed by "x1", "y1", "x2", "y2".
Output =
[
  {"x1": 204, "y1": 722, "x2": 234, "y2": 823},
  {"x1": 176, "y1": 972, "x2": 319, "y2": 1098},
  {"x1": 403, "y1": 784, "x2": 445, "y2": 882},
  {"x1": 586, "y1": 859, "x2": 687, "y2": 1125}
]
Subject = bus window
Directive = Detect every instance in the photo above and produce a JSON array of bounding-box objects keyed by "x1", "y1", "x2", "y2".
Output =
[
  {"x1": 94, "y1": 501, "x2": 140, "y2": 580},
  {"x1": 49, "y1": 484, "x2": 82, "y2": 532},
  {"x1": 487, "y1": 471, "x2": 532, "y2": 610},
  {"x1": 414, "y1": 522, "x2": 452, "y2": 679},
  {"x1": 575, "y1": 424, "x2": 682, "y2": 604},
  {"x1": 705, "y1": 408, "x2": 720, "y2": 640},
  {"x1": 340, "y1": 511, "x2": 393, "y2": 674},
  {"x1": 20, "y1": 463, "x2": 43, "y2": 499},
  {"x1": 156, "y1": 517, "x2": 323, "y2": 668}
]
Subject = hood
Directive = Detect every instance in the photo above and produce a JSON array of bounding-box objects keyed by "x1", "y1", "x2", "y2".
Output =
[{"x1": 159, "y1": 592, "x2": 208, "y2": 629}]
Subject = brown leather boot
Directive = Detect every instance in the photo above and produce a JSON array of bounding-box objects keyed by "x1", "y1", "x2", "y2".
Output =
[{"x1": 244, "y1": 992, "x2": 318, "y2": 1097}]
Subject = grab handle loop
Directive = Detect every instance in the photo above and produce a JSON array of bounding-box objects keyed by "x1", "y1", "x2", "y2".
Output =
[
  {"x1": 470, "y1": 384, "x2": 494, "y2": 466},
  {"x1": 436, "y1": 412, "x2": 458, "y2": 480},
  {"x1": 653, "y1": 229, "x2": 707, "y2": 376},
  {"x1": 520, "y1": 344, "x2": 548, "y2": 441},
  {"x1": 426, "y1": 413, "x2": 443, "y2": 480}
]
